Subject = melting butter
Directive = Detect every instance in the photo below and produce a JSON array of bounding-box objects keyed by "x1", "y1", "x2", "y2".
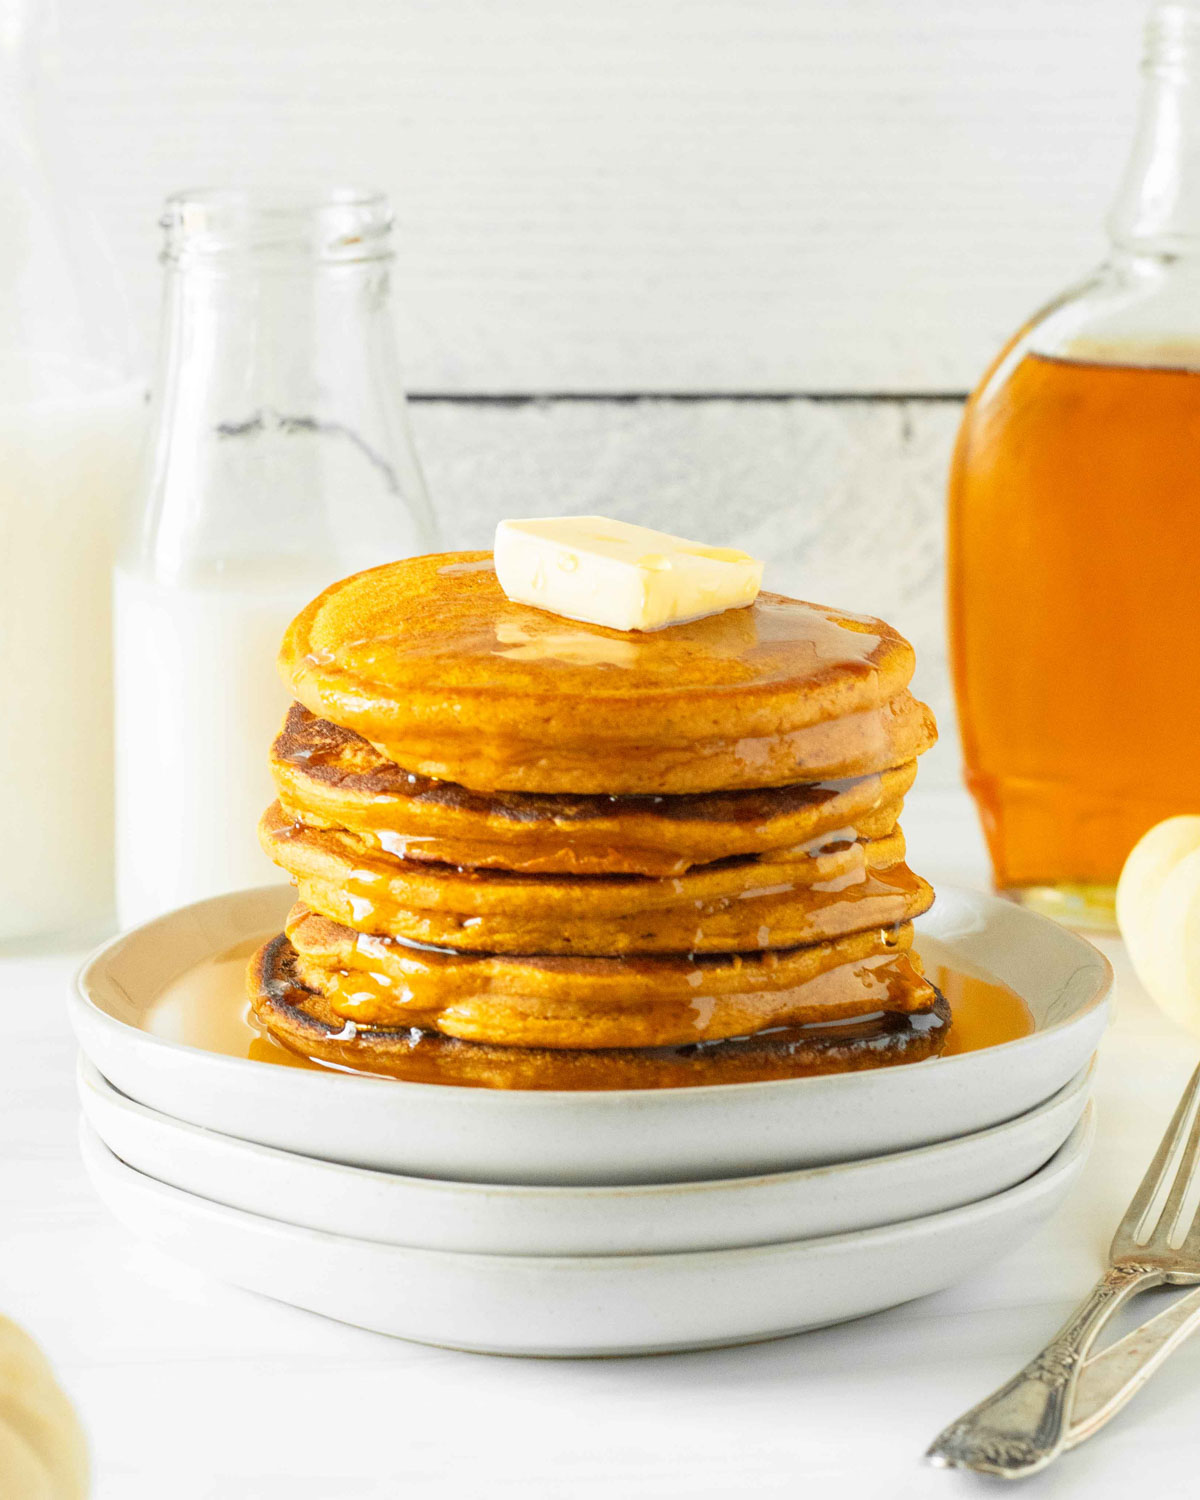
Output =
[{"x1": 493, "y1": 515, "x2": 763, "y2": 632}]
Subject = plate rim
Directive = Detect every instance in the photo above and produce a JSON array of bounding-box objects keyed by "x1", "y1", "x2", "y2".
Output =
[
  {"x1": 79, "y1": 1105, "x2": 1096, "y2": 1269},
  {"x1": 76, "y1": 1050, "x2": 1095, "y2": 1200}
]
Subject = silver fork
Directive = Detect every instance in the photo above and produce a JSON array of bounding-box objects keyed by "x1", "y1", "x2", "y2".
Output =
[{"x1": 927, "y1": 1061, "x2": 1200, "y2": 1479}]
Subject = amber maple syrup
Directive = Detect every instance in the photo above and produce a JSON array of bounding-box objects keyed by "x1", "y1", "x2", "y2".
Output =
[
  {"x1": 143, "y1": 932, "x2": 1034, "y2": 1072},
  {"x1": 950, "y1": 351, "x2": 1200, "y2": 928},
  {"x1": 145, "y1": 933, "x2": 323, "y2": 1071},
  {"x1": 918, "y1": 937, "x2": 1036, "y2": 1057}
]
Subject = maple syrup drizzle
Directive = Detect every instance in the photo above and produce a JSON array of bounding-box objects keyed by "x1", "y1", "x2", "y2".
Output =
[{"x1": 142, "y1": 931, "x2": 1034, "y2": 1074}]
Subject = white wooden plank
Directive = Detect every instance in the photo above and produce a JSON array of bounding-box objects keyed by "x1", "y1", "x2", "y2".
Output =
[
  {"x1": 54, "y1": 0, "x2": 1142, "y2": 393},
  {"x1": 409, "y1": 395, "x2": 964, "y2": 782}
]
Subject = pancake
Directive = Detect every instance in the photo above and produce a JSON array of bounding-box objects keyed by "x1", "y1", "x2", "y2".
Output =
[
  {"x1": 280, "y1": 553, "x2": 936, "y2": 794},
  {"x1": 254, "y1": 550, "x2": 944, "y2": 1087},
  {"x1": 362, "y1": 692, "x2": 935, "y2": 800},
  {"x1": 248, "y1": 933, "x2": 952, "y2": 1089},
  {"x1": 271, "y1": 704, "x2": 915, "y2": 876},
  {"x1": 286, "y1": 903, "x2": 931, "y2": 1047},
  {"x1": 260, "y1": 801, "x2": 933, "y2": 955}
]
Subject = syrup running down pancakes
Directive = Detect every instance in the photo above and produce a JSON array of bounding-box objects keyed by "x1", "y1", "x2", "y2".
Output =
[{"x1": 249, "y1": 551, "x2": 945, "y2": 1089}]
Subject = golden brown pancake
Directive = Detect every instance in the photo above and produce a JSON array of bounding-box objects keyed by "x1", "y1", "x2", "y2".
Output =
[
  {"x1": 271, "y1": 704, "x2": 914, "y2": 876},
  {"x1": 260, "y1": 801, "x2": 933, "y2": 955},
  {"x1": 254, "y1": 552, "x2": 943, "y2": 1086},
  {"x1": 280, "y1": 553, "x2": 936, "y2": 794},
  {"x1": 248, "y1": 933, "x2": 951, "y2": 1089},
  {"x1": 286, "y1": 903, "x2": 929, "y2": 1047}
]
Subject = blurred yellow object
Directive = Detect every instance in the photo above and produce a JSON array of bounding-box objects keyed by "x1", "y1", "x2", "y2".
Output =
[
  {"x1": 0, "y1": 1316, "x2": 88, "y2": 1499},
  {"x1": 1116, "y1": 816, "x2": 1200, "y2": 1036}
]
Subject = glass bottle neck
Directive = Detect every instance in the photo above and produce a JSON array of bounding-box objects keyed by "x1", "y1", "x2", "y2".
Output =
[
  {"x1": 139, "y1": 257, "x2": 393, "y2": 578},
  {"x1": 153, "y1": 252, "x2": 393, "y2": 428},
  {"x1": 130, "y1": 191, "x2": 434, "y2": 584},
  {"x1": 147, "y1": 190, "x2": 399, "y2": 428},
  {"x1": 0, "y1": 0, "x2": 135, "y2": 394},
  {"x1": 1109, "y1": 3, "x2": 1200, "y2": 254}
]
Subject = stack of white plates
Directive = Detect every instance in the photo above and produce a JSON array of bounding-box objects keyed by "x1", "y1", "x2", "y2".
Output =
[{"x1": 70, "y1": 884, "x2": 1110, "y2": 1356}]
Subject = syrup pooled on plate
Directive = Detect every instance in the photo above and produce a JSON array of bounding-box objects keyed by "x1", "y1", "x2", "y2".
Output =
[
  {"x1": 919, "y1": 936, "x2": 1036, "y2": 1056},
  {"x1": 143, "y1": 932, "x2": 1034, "y2": 1073},
  {"x1": 145, "y1": 933, "x2": 322, "y2": 1071}
]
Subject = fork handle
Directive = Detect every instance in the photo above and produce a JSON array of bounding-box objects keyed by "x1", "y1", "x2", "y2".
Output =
[
  {"x1": 926, "y1": 1262, "x2": 1162, "y2": 1478},
  {"x1": 1067, "y1": 1282, "x2": 1200, "y2": 1446}
]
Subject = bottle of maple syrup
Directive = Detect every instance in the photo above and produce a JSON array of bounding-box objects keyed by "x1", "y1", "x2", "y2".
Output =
[{"x1": 949, "y1": 0, "x2": 1200, "y2": 930}]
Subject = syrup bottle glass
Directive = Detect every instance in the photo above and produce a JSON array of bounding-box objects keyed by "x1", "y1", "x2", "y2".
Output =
[
  {"x1": 949, "y1": 0, "x2": 1200, "y2": 930},
  {"x1": 0, "y1": 0, "x2": 143, "y2": 947},
  {"x1": 115, "y1": 188, "x2": 436, "y2": 928}
]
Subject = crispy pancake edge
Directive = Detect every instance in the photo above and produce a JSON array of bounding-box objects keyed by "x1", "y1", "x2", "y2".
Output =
[
  {"x1": 271, "y1": 704, "x2": 917, "y2": 873},
  {"x1": 248, "y1": 934, "x2": 952, "y2": 1090}
]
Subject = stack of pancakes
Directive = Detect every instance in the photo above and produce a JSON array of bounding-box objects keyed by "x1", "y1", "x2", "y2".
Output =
[{"x1": 249, "y1": 551, "x2": 945, "y2": 1089}]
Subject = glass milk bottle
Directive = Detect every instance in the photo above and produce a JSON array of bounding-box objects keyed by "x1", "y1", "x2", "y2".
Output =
[
  {"x1": 0, "y1": 0, "x2": 143, "y2": 946},
  {"x1": 115, "y1": 189, "x2": 435, "y2": 928},
  {"x1": 949, "y1": 0, "x2": 1200, "y2": 930}
]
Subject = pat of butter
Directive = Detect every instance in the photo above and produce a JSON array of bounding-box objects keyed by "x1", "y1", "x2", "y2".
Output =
[{"x1": 493, "y1": 516, "x2": 763, "y2": 632}]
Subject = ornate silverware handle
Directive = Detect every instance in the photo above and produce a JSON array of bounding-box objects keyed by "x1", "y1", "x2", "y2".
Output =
[
  {"x1": 1067, "y1": 1282, "x2": 1200, "y2": 1446},
  {"x1": 926, "y1": 1262, "x2": 1160, "y2": 1478}
]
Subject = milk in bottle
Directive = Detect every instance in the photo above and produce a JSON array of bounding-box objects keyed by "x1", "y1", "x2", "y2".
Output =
[
  {"x1": 115, "y1": 189, "x2": 434, "y2": 927},
  {"x1": 0, "y1": 0, "x2": 142, "y2": 945}
]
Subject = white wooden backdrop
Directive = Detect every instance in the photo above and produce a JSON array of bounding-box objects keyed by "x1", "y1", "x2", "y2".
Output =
[{"x1": 53, "y1": 0, "x2": 1151, "y2": 779}]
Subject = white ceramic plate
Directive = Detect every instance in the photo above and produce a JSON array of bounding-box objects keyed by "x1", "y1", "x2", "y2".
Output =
[
  {"x1": 80, "y1": 1110, "x2": 1094, "y2": 1356},
  {"x1": 78, "y1": 1055, "x2": 1094, "y2": 1254},
  {"x1": 70, "y1": 884, "x2": 1111, "y2": 1185}
]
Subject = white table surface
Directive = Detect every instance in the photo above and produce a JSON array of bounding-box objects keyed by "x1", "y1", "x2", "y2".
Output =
[{"x1": 4, "y1": 787, "x2": 1199, "y2": 1499}]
